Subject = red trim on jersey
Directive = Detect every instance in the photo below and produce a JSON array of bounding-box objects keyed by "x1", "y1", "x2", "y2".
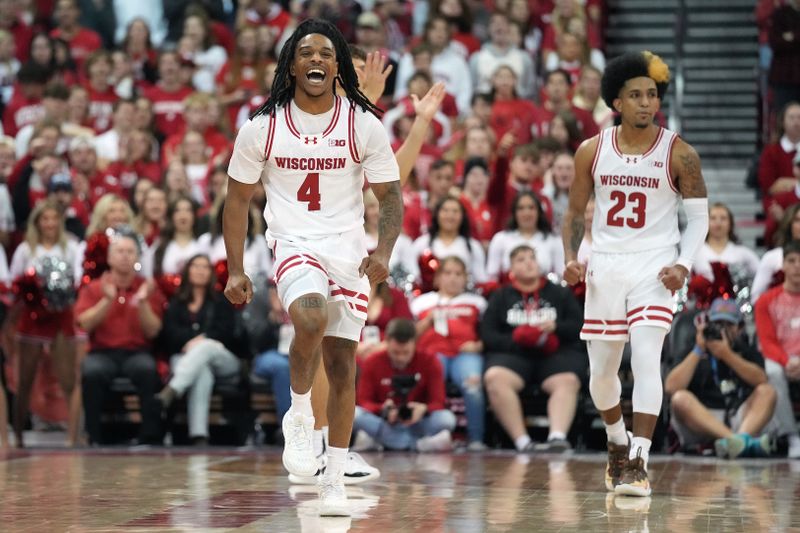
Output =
[
  {"x1": 330, "y1": 287, "x2": 369, "y2": 302},
  {"x1": 629, "y1": 315, "x2": 673, "y2": 326},
  {"x1": 284, "y1": 101, "x2": 301, "y2": 138},
  {"x1": 584, "y1": 319, "x2": 629, "y2": 325},
  {"x1": 274, "y1": 254, "x2": 302, "y2": 280},
  {"x1": 641, "y1": 127, "x2": 664, "y2": 159},
  {"x1": 590, "y1": 131, "x2": 603, "y2": 176},
  {"x1": 322, "y1": 96, "x2": 341, "y2": 138},
  {"x1": 264, "y1": 111, "x2": 277, "y2": 160},
  {"x1": 276, "y1": 259, "x2": 327, "y2": 283},
  {"x1": 300, "y1": 254, "x2": 328, "y2": 275},
  {"x1": 348, "y1": 104, "x2": 361, "y2": 163},
  {"x1": 581, "y1": 328, "x2": 629, "y2": 335},
  {"x1": 611, "y1": 127, "x2": 623, "y2": 158},
  {"x1": 627, "y1": 305, "x2": 673, "y2": 317},
  {"x1": 665, "y1": 133, "x2": 679, "y2": 193}
]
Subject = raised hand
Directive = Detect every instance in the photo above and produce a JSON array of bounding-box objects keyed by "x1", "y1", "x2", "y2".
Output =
[
  {"x1": 410, "y1": 82, "x2": 446, "y2": 123},
  {"x1": 358, "y1": 51, "x2": 393, "y2": 104}
]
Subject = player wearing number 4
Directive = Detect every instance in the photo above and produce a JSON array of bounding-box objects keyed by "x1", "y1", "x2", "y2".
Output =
[
  {"x1": 223, "y1": 19, "x2": 403, "y2": 517},
  {"x1": 561, "y1": 51, "x2": 709, "y2": 497}
]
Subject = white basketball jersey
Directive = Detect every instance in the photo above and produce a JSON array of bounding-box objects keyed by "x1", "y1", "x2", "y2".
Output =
[
  {"x1": 262, "y1": 96, "x2": 367, "y2": 241},
  {"x1": 591, "y1": 126, "x2": 681, "y2": 253}
]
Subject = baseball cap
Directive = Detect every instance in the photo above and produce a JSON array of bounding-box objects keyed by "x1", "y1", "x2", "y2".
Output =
[
  {"x1": 708, "y1": 297, "x2": 742, "y2": 324},
  {"x1": 48, "y1": 173, "x2": 73, "y2": 193},
  {"x1": 357, "y1": 12, "x2": 382, "y2": 29}
]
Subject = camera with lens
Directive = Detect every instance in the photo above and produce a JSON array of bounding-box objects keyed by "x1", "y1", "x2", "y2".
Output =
[
  {"x1": 382, "y1": 374, "x2": 420, "y2": 422},
  {"x1": 703, "y1": 321, "x2": 726, "y2": 342}
]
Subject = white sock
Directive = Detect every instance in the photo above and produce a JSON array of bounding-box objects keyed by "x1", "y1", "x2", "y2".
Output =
[
  {"x1": 313, "y1": 429, "x2": 324, "y2": 457},
  {"x1": 514, "y1": 435, "x2": 532, "y2": 451},
  {"x1": 326, "y1": 446, "x2": 348, "y2": 477},
  {"x1": 630, "y1": 437, "x2": 651, "y2": 469},
  {"x1": 547, "y1": 431, "x2": 567, "y2": 442},
  {"x1": 290, "y1": 388, "x2": 313, "y2": 417},
  {"x1": 605, "y1": 417, "x2": 628, "y2": 446}
]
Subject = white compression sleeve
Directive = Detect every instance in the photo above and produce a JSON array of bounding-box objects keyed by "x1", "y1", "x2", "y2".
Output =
[{"x1": 676, "y1": 198, "x2": 709, "y2": 272}]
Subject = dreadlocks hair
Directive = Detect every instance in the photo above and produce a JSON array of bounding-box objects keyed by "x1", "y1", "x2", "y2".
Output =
[
  {"x1": 250, "y1": 18, "x2": 381, "y2": 119},
  {"x1": 601, "y1": 51, "x2": 670, "y2": 108}
]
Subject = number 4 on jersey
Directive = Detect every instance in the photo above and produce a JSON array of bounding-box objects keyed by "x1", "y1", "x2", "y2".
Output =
[{"x1": 297, "y1": 172, "x2": 321, "y2": 211}]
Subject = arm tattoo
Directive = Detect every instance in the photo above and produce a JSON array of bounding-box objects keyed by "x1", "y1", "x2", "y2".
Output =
[
  {"x1": 299, "y1": 296, "x2": 324, "y2": 308},
  {"x1": 568, "y1": 217, "x2": 585, "y2": 254},
  {"x1": 376, "y1": 181, "x2": 403, "y2": 253},
  {"x1": 677, "y1": 150, "x2": 708, "y2": 199}
]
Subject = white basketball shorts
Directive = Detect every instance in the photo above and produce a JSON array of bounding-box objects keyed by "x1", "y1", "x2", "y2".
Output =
[
  {"x1": 580, "y1": 246, "x2": 678, "y2": 342},
  {"x1": 269, "y1": 227, "x2": 370, "y2": 342}
]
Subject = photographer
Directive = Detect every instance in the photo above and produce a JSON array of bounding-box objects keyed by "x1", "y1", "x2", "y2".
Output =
[
  {"x1": 353, "y1": 318, "x2": 456, "y2": 452},
  {"x1": 665, "y1": 298, "x2": 776, "y2": 458}
]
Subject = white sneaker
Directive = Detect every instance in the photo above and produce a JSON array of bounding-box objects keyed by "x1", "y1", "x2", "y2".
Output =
[
  {"x1": 282, "y1": 410, "x2": 317, "y2": 476},
  {"x1": 319, "y1": 471, "x2": 350, "y2": 516},
  {"x1": 289, "y1": 453, "x2": 327, "y2": 485},
  {"x1": 351, "y1": 430, "x2": 382, "y2": 452},
  {"x1": 416, "y1": 429, "x2": 453, "y2": 452},
  {"x1": 344, "y1": 452, "x2": 380, "y2": 484}
]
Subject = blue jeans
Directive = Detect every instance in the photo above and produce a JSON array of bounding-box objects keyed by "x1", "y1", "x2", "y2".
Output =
[
  {"x1": 252, "y1": 350, "x2": 291, "y2": 421},
  {"x1": 438, "y1": 352, "x2": 485, "y2": 443},
  {"x1": 353, "y1": 406, "x2": 456, "y2": 450}
]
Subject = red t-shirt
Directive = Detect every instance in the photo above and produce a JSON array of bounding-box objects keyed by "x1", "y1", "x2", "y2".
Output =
[
  {"x1": 244, "y1": 5, "x2": 291, "y2": 35},
  {"x1": 531, "y1": 104, "x2": 600, "y2": 141},
  {"x1": 141, "y1": 84, "x2": 193, "y2": 138},
  {"x1": 75, "y1": 276, "x2": 166, "y2": 352},
  {"x1": 460, "y1": 194, "x2": 495, "y2": 244},
  {"x1": 356, "y1": 349, "x2": 446, "y2": 415},
  {"x1": 487, "y1": 156, "x2": 554, "y2": 234},
  {"x1": 86, "y1": 85, "x2": 117, "y2": 133},
  {"x1": 411, "y1": 291, "x2": 486, "y2": 358},
  {"x1": 490, "y1": 99, "x2": 540, "y2": 146},
  {"x1": 2, "y1": 93, "x2": 43, "y2": 136},
  {"x1": 50, "y1": 27, "x2": 102, "y2": 69},
  {"x1": 104, "y1": 160, "x2": 163, "y2": 193},
  {"x1": 755, "y1": 285, "x2": 800, "y2": 367},
  {"x1": 402, "y1": 190, "x2": 432, "y2": 240},
  {"x1": 758, "y1": 142, "x2": 796, "y2": 205},
  {"x1": 7, "y1": 19, "x2": 33, "y2": 62},
  {"x1": 362, "y1": 287, "x2": 413, "y2": 340},
  {"x1": 452, "y1": 32, "x2": 481, "y2": 58},
  {"x1": 161, "y1": 127, "x2": 231, "y2": 165}
]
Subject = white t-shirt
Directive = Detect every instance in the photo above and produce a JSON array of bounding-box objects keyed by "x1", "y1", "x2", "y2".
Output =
[
  {"x1": 365, "y1": 231, "x2": 413, "y2": 272},
  {"x1": 486, "y1": 230, "x2": 565, "y2": 280},
  {"x1": 752, "y1": 247, "x2": 783, "y2": 303},
  {"x1": 9, "y1": 240, "x2": 83, "y2": 285},
  {"x1": 142, "y1": 238, "x2": 204, "y2": 276},
  {"x1": 228, "y1": 96, "x2": 399, "y2": 242},
  {"x1": 407, "y1": 234, "x2": 487, "y2": 284},
  {"x1": 94, "y1": 129, "x2": 121, "y2": 162},
  {"x1": 0, "y1": 245, "x2": 9, "y2": 285},
  {"x1": 0, "y1": 184, "x2": 14, "y2": 233},
  {"x1": 197, "y1": 232, "x2": 273, "y2": 279}
]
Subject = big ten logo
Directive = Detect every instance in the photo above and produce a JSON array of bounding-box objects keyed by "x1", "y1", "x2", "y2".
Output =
[
  {"x1": 328, "y1": 139, "x2": 345, "y2": 147},
  {"x1": 649, "y1": 160, "x2": 664, "y2": 168}
]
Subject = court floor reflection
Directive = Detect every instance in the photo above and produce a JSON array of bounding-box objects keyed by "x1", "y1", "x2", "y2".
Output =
[{"x1": 1, "y1": 447, "x2": 799, "y2": 532}]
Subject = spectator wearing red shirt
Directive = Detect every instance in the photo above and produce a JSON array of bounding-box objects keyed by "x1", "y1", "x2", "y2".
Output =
[
  {"x1": 67, "y1": 136, "x2": 110, "y2": 209},
  {"x1": 2, "y1": 62, "x2": 48, "y2": 137},
  {"x1": 103, "y1": 129, "x2": 161, "y2": 198},
  {"x1": 357, "y1": 282, "x2": 413, "y2": 362},
  {"x1": 757, "y1": 240, "x2": 800, "y2": 458},
  {"x1": 120, "y1": 18, "x2": 158, "y2": 87},
  {"x1": 459, "y1": 157, "x2": 494, "y2": 248},
  {"x1": 141, "y1": 51, "x2": 193, "y2": 139},
  {"x1": 429, "y1": 0, "x2": 480, "y2": 59},
  {"x1": 765, "y1": 150, "x2": 800, "y2": 246},
  {"x1": 488, "y1": 65, "x2": 539, "y2": 147},
  {"x1": 403, "y1": 159, "x2": 455, "y2": 240},
  {"x1": 411, "y1": 257, "x2": 487, "y2": 449},
  {"x1": 50, "y1": 0, "x2": 102, "y2": 71},
  {"x1": 76, "y1": 231, "x2": 165, "y2": 445},
  {"x1": 759, "y1": 102, "x2": 800, "y2": 210},
  {"x1": 240, "y1": 0, "x2": 292, "y2": 40},
  {"x1": 453, "y1": 124, "x2": 494, "y2": 182},
  {"x1": 161, "y1": 92, "x2": 230, "y2": 166},
  {"x1": 533, "y1": 69, "x2": 600, "y2": 142},
  {"x1": 0, "y1": 0, "x2": 33, "y2": 62},
  {"x1": 83, "y1": 51, "x2": 116, "y2": 133},
  {"x1": 487, "y1": 143, "x2": 554, "y2": 234},
  {"x1": 215, "y1": 26, "x2": 268, "y2": 129},
  {"x1": 352, "y1": 318, "x2": 457, "y2": 452}
]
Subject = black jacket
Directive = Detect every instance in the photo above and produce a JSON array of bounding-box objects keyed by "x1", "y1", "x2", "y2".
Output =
[
  {"x1": 162, "y1": 292, "x2": 244, "y2": 356},
  {"x1": 480, "y1": 280, "x2": 583, "y2": 357}
]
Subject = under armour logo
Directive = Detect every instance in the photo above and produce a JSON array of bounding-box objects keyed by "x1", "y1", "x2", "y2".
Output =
[
  {"x1": 304, "y1": 137, "x2": 317, "y2": 145},
  {"x1": 626, "y1": 157, "x2": 638, "y2": 164}
]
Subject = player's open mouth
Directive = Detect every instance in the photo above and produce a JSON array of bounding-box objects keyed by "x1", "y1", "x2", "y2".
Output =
[{"x1": 306, "y1": 68, "x2": 326, "y2": 85}]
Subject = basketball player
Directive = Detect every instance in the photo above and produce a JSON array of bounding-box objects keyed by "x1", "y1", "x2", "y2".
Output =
[
  {"x1": 562, "y1": 51, "x2": 709, "y2": 497},
  {"x1": 292, "y1": 47, "x2": 447, "y2": 486},
  {"x1": 223, "y1": 20, "x2": 402, "y2": 516}
]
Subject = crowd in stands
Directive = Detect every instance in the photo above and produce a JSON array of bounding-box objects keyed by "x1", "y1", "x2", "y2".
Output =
[{"x1": 0, "y1": 0, "x2": 796, "y2": 460}]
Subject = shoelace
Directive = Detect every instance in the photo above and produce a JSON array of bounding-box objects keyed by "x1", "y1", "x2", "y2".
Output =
[
  {"x1": 320, "y1": 473, "x2": 346, "y2": 498},
  {"x1": 288, "y1": 416, "x2": 312, "y2": 450}
]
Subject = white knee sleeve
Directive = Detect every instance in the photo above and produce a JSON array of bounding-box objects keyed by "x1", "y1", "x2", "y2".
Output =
[
  {"x1": 629, "y1": 326, "x2": 667, "y2": 416},
  {"x1": 588, "y1": 340, "x2": 626, "y2": 411}
]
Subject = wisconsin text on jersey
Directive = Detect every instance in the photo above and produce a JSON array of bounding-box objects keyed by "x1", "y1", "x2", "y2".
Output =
[
  {"x1": 599, "y1": 175, "x2": 661, "y2": 189},
  {"x1": 274, "y1": 156, "x2": 347, "y2": 170}
]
